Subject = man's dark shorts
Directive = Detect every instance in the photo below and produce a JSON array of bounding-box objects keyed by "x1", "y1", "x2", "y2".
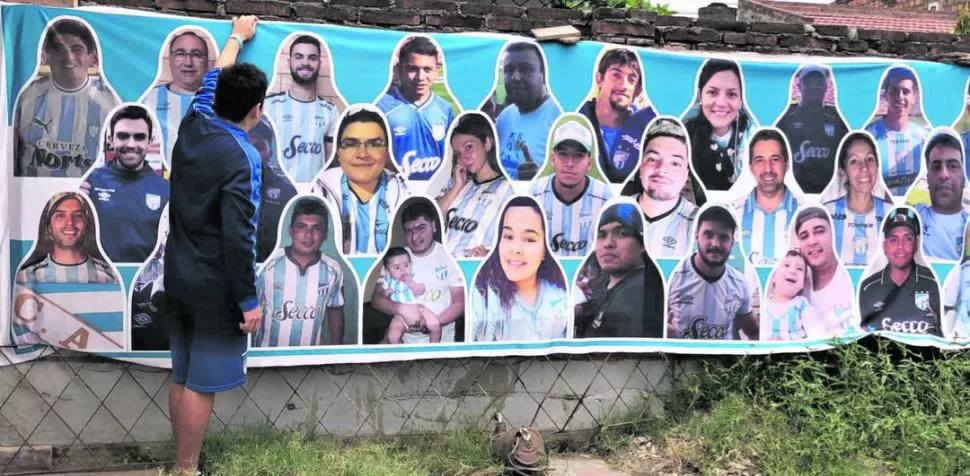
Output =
[{"x1": 166, "y1": 295, "x2": 248, "y2": 393}]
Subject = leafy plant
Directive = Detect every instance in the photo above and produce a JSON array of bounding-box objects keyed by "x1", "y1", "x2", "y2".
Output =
[
  {"x1": 553, "y1": 0, "x2": 676, "y2": 15},
  {"x1": 955, "y1": 3, "x2": 970, "y2": 35}
]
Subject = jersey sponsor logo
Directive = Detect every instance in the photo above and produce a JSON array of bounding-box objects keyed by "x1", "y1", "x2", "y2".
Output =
[
  {"x1": 273, "y1": 300, "x2": 321, "y2": 321},
  {"x1": 95, "y1": 188, "x2": 114, "y2": 202},
  {"x1": 551, "y1": 233, "x2": 588, "y2": 253},
  {"x1": 401, "y1": 150, "x2": 442, "y2": 176},
  {"x1": 685, "y1": 316, "x2": 728, "y2": 340},
  {"x1": 27, "y1": 140, "x2": 94, "y2": 173},
  {"x1": 432, "y1": 124, "x2": 446, "y2": 142},
  {"x1": 446, "y1": 207, "x2": 478, "y2": 234},
  {"x1": 393, "y1": 125, "x2": 408, "y2": 137},
  {"x1": 793, "y1": 139, "x2": 831, "y2": 164},
  {"x1": 283, "y1": 135, "x2": 324, "y2": 160},
  {"x1": 747, "y1": 251, "x2": 775, "y2": 267},
  {"x1": 880, "y1": 317, "x2": 933, "y2": 334},
  {"x1": 146, "y1": 193, "x2": 162, "y2": 211}
]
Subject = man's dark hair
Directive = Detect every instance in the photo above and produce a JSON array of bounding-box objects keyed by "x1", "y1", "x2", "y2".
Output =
[
  {"x1": 398, "y1": 36, "x2": 439, "y2": 65},
  {"x1": 597, "y1": 48, "x2": 641, "y2": 89},
  {"x1": 336, "y1": 107, "x2": 389, "y2": 146},
  {"x1": 883, "y1": 66, "x2": 918, "y2": 91},
  {"x1": 748, "y1": 128, "x2": 789, "y2": 164},
  {"x1": 925, "y1": 132, "x2": 964, "y2": 166},
  {"x1": 696, "y1": 205, "x2": 737, "y2": 233},
  {"x1": 382, "y1": 246, "x2": 411, "y2": 267},
  {"x1": 291, "y1": 197, "x2": 329, "y2": 231},
  {"x1": 401, "y1": 199, "x2": 439, "y2": 227},
  {"x1": 505, "y1": 41, "x2": 545, "y2": 75},
  {"x1": 214, "y1": 63, "x2": 269, "y2": 123},
  {"x1": 289, "y1": 34, "x2": 321, "y2": 56},
  {"x1": 110, "y1": 105, "x2": 153, "y2": 141},
  {"x1": 44, "y1": 18, "x2": 96, "y2": 54}
]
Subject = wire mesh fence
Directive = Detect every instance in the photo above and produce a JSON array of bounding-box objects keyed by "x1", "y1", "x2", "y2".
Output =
[{"x1": 0, "y1": 347, "x2": 685, "y2": 474}]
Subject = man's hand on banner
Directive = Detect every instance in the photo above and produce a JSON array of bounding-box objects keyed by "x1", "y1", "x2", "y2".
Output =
[{"x1": 231, "y1": 15, "x2": 259, "y2": 42}]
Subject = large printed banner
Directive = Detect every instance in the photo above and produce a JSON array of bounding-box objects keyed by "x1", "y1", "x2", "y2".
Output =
[{"x1": 5, "y1": 3, "x2": 970, "y2": 369}]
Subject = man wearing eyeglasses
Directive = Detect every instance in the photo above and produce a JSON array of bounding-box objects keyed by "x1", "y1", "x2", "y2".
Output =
[
  {"x1": 530, "y1": 118, "x2": 613, "y2": 258},
  {"x1": 731, "y1": 128, "x2": 803, "y2": 268},
  {"x1": 858, "y1": 208, "x2": 942, "y2": 336},
  {"x1": 142, "y1": 28, "x2": 212, "y2": 163},
  {"x1": 80, "y1": 105, "x2": 169, "y2": 264},
  {"x1": 312, "y1": 106, "x2": 410, "y2": 255}
]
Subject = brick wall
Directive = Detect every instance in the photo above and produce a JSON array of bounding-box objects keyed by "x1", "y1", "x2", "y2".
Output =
[{"x1": 77, "y1": 0, "x2": 970, "y2": 61}]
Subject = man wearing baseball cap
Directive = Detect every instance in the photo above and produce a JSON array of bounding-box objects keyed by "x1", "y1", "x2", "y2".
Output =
[
  {"x1": 775, "y1": 64, "x2": 849, "y2": 194},
  {"x1": 530, "y1": 116, "x2": 613, "y2": 257},
  {"x1": 858, "y1": 207, "x2": 942, "y2": 335},
  {"x1": 575, "y1": 202, "x2": 664, "y2": 338}
]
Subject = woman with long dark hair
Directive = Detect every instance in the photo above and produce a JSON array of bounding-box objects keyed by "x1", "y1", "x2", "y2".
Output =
[
  {"x1": 470, "y1": 196, "x2": 569, "y2": 341},
  {"x1": 682, "y1": 59, "x2": 756, "y2": 192},
  {"x1": 822, "y1": 131, "x2": 893, "y2": 268},
  {"x1": 436, "y1": 111, "x2": 515, "y2": 258}
]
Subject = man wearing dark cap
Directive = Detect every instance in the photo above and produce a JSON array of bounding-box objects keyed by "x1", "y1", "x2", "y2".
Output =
[
  {"x1": 792, "y1": 206, "x2": 856, "y2": 336},
  {"x1": 858, "y1": 208, "x2": 942, "y2": 335},
  {"x1": 666, "y1": 205, "x2": 758, "y2": 340},
  {"x1": 775, "y1": 64, "x2": 849, "y2": 194},
  {"x1": 574, "y1": 202, "x2": 664, "y2": 338}
]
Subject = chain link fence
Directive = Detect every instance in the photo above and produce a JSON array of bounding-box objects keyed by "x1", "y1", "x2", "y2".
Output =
[{"x1": 0, "y1": 348, "x2": 686, "y2": 474}]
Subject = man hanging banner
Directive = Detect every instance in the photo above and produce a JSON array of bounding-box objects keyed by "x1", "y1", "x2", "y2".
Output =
[{"x1": 4, "y1": 3, "x2": 970, "y2": 370}]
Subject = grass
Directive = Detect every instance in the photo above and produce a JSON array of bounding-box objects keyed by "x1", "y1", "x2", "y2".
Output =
[
  {"x1": 594, "y1": 337, "x2": 970, "y2": 475},
  {"x1": 187, "y1": 423, "x2": 501, "y2": 476}
]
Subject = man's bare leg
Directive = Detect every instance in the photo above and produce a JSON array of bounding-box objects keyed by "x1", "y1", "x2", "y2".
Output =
[{"x1": 173, "y1": 387, "x2": 215, "y2": 475}]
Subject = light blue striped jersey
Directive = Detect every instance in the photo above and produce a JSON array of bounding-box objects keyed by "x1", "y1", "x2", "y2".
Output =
[
  {"x1": 254, "y1": 249, "x2": 344, "y2": 347},
  {"x1": 865, "y1": 118, "x2": 930, "y2": 195},
  {"x1": 11, "y1": 255, "x2": 124, "y2": 350},
  {"x1": 381, "y1": 274, "x2": 419, "y2": 303},
  {"x1": 641, "y1": 196, "x2": 698, "y2": 260},
  {"x1": 376, "y1": 86, "x2": 455, "y2": 180},
  {"x1": 950, "y1": 258, "x2": 970, "y2": 337},
  {"x1": 734, "y1": 188, "x2": 801, "y2": 267},
  {"x1": 494, "y1": 97, "x2": 563, "y2": 180},
  {"x1": 441, "y1": 175, "x2": 515, "y2": 257},
  {"x1": 666, "y1": 256, "x2": 752, "y2": 340},
  {"x1": 530, "y1": 175, "x2": 613, "y2": 257},
  {"x1": 825, "y1": 195, "x2": 890, "y2": 267},
  {"x1": 312, "y1": 167, "x2": 410, "y2": 255},
  {"x1": 764, "y1": 296, "x2": 813, "y2": 341},
  {"x1": 915, "y1": 203, "x2": 968, "y2": 261},
  {"x1": 470, "y1": 279, "x2": 570, "y2": 342},
  {"x1": 141, "y1": 83, "x2": 194, "y2": 162},
  {"x1": 14, "y1": 76, "x2": 119, "y2": 177},
  {"x1": 263, "y1": 91, "x2": 338, "y2": 182}
]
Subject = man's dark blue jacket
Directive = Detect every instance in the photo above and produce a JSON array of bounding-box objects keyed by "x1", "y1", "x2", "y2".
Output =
[{"x1": 164, "y1": 67, "x2": 262, "y2": 325}]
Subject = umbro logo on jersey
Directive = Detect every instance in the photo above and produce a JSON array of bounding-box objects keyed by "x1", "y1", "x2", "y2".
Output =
[
  {"x1": 393, "y1": 125, "x2": 408, "y2": 137},
  {"x1": 663, "y1": 236, "x2": 678, "y2": 246},
  {"x1": 281, "y1": 114, "x2": 294, "y2": 122}
]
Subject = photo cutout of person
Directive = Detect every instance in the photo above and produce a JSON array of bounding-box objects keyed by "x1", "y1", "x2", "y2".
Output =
[
  {"x1": 761, "y1": 248, "x2": 818, "y2": 341},
  {"x1": 375, "y1": 34, "x2": 461, "y2": 181},
  {"x1": 479, "y1": 40, "x2": 564, "y2": 182},
  {"x1": 529, "y1": 114, "x2": 614, "y2": 258},
  {"x1": 620, "y1": 116, "x2": 707, "y2": 261},
  {"x1": 665, "y1": 204, "x2": 758, "y2": 340},
  {"x1": 11, "y1": 192, "x2": 126, "y2": 351},
  {"x1": 364, "y1": 197, "x2": 466, "y2": 345},
  {"x1": 429, "y1": 111, "x2": 515, "y2": 259},
  {"x1": 952, "y1": 77, "x2": 970, "y2": 179},
  {"x1": 573, "y1": 200, "x2": 665, "y2": 339},
  {"x1": 681, "y1": 58, "x2": 758, "y2": 194},
  {"x1": 863, "y1": 64, "x2": 931, "y2": 197},
  {"x1": 904, "y1": 128, "x2": 969, "y2": 262},
  {"x1": 254, "y1": 195, "x2": 359, "y2": 347},
  {"x1": 139, "y1": 25, "x2": 218, "y2": 165},
  {"x1": 728, "y1": 127, "x2": 806, "y2": 268},
  {"x1": 941, "y1": 220, "x2": 970, "y2": 339},
  {"x1": 789, "y1": 206, "x2": 858, "y2": 337},
  {"x1": 264, "y1": 32, "x2": 347, "y2": 184},
  {"x1": 577, "y1": 46, "x2": 657, "y2": 184},
  {"x1": 858, "y1": 207, "x2": 942, "y2": 336},
  {"x1": 469, "y1": 195, "x2": 570, "y2": 342},
  {"x1": 14, "y1": 16, "x2": 121, "y2": 178},
  {"x1": 129, "y1": 204, "x2": 170, "y2": 351},
  {"x1": 253, "y1": 116, "x2": 298, "y2": 263},
  {"x1": 311, "y1": 104, "x2": 411, "y2": 256},
  {"x1": 774, "y1": 64, "x2": 850, "y2": 195},
  {"x1": 820, "y1": 131, "x2": 894, "y2": 268},
  {"x1": 79, "y1": 104, "x2": 170, "y2": 264}
]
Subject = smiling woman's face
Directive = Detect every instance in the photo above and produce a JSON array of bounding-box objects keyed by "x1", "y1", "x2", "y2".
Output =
[
  {"x1": 498, "y1": 205, "x2": 545, "y2": 285},
  {"x1": 338, "y1": 120, "x2": 387, "y2": 185},
  {"x1": 700, "y1": 70, "x2": 742, "y2": 134}
]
